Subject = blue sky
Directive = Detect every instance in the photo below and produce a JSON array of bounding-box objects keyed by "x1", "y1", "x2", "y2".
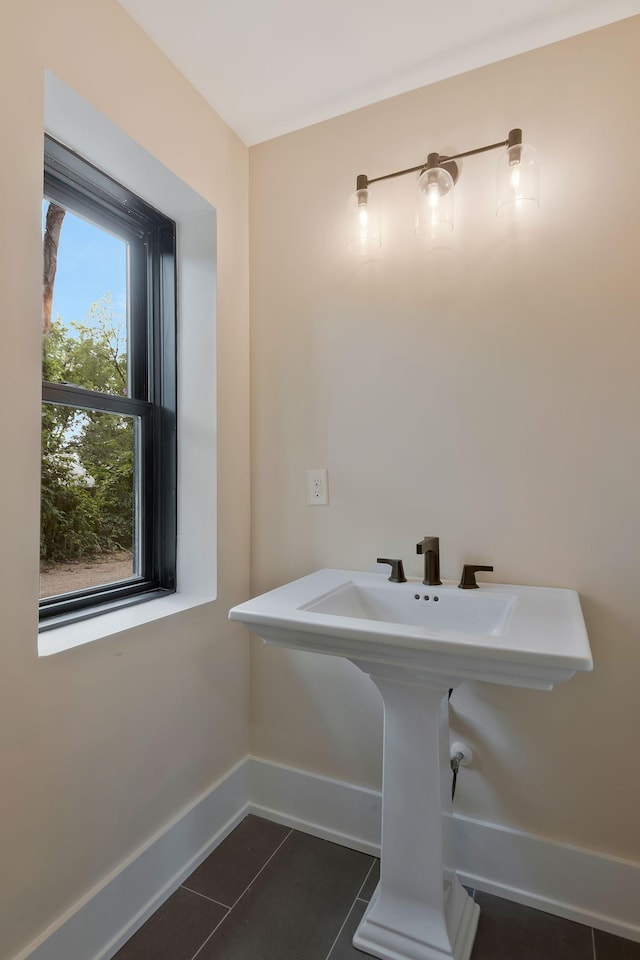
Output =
[{"x1": 42, "y1": 200, "x2": 127, "y2": 334}]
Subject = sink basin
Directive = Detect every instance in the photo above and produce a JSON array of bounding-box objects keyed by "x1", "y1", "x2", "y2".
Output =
[
  {"x1": 230, "y1": 568, "x2": 592, "y2": 690},
  {"x1": 303, "y1": 580, "x2": 514, "y2": 634},
  {"x1": 229, "y1": 569, "x2": 592, "y2": 960}
]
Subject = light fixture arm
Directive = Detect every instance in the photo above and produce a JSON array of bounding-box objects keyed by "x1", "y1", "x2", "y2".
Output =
[{"x1": 356, "y1": 128, "x2": 523, "y2": 190}]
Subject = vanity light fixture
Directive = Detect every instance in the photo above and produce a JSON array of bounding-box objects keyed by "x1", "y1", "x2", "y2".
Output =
[{"x1": 346, "y1": 127, "x2": 539, "y2": 253}]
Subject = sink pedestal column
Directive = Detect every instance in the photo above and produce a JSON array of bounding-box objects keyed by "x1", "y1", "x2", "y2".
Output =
[{"x1": 350, "y1": 663, "x2": 479, "y2": 960}]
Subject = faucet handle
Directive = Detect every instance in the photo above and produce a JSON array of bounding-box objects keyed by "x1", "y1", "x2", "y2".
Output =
[
  {"x1": 377, "y1": 558, "x2": 407, "y2": 583},
  {"x1": 458, "y1": 564, "x2": 493, "y2": 589}
]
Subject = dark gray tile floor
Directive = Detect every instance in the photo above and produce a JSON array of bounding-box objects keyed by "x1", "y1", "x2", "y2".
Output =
[{"x1": 113, "y1": 815, "x2": 640, "y2": 960}]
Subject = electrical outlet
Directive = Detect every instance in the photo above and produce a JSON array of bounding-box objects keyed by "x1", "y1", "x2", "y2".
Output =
[{"x1": 306, "y1": 468, "x2": 329, "y2": 505}]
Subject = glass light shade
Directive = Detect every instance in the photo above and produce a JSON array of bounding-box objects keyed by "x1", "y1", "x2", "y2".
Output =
[
  {"x1": 346, "y1": 188, "x2": 381, "y2": 254},
  {"x1": 416, "y1": 166, "x2": 454, "y2": 239},
  {"x1": 496, "y1": 142, "x2": 539, "y2": 218}
]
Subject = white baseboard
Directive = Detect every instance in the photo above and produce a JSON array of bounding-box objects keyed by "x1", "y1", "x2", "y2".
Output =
[
  {"x1": 13, "y1": 759, "x2": 249, "y2": 960},
  {"x1": 249, "y1": 756, "x2": 382, "y2": 856},
  {"x1": 454, "y1": 813, "x2": 640, "y2": 944},
  {"x1": 248, "y1": 757, "x2": 640, "y2": 945},
  {"x1": 14, "y1": 755, "x2": 640, "y2": 959}
]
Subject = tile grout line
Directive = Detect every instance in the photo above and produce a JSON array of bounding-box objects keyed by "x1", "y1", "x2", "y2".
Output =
[
  {"x1": 228, "y1": 829, "x2": 295, "y2": 910},
  {"x1": 591, "y1": 926, "x2": 597, "y2": 960},
  {"x1": 188, "y1": 828, "x2": 294, "y2": 960},
  {"x1": 325, "y1": 899, "x2": 361, "y2": 960},
  {"x1": 186, "y1": 905, "x2": 230, "y2": 960},
  {"x1": 180, "y1": 885, "x2": 232, "y2": 910},
  {"x1": 355, "y1": 858, "x2": 378, "y2": 903},
  {"x1": 325, "y1": 858, "x2": 378, "y2": 960}
]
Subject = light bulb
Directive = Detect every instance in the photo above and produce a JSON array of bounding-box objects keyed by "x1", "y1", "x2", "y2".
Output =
[
  {"x1": 358, "y1": 203, "x2": 368, "y2": 240},
  {"x1": 347, "y1": 187, "x2": 381, "y2": 254},
  {"x1": 497, "y1": 143, "x2": 539, "y2": 218},
  {"x1": 510, "y1": 163, "x2": 522, "y2": 209},
  {"x1": 416, "y1": 165, "x2": 454, "y2": 239}
]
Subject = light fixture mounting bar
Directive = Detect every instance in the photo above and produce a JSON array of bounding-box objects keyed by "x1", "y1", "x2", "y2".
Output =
[
  {"x1": 442, "y1": 137, "x2": 508, "y2": 163},
  {"x1": 357, "y1": 129, "x2": 522, "y2": 190},
  {"x1": 367, "y1": 162, "x2": 427, "y2": 186}
]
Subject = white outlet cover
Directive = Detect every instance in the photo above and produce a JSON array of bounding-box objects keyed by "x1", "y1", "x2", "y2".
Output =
[{"x1": 306, "y1": 469, "x2": 329, "y2": 505}]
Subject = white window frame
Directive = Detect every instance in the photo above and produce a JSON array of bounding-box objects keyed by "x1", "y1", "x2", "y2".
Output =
[{"x1": 39, "y1": 72, "x2": 218, "y2": 656}]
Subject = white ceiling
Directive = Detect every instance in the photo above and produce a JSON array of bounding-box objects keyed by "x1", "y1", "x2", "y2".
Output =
[{"x1": 118, "y1": 0, "x2": 640, "y2": 145}]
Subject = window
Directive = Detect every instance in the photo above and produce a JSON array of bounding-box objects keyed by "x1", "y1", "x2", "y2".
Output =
[{"x1": 40, "y1": 136, "x2": 176, "y2": 628}]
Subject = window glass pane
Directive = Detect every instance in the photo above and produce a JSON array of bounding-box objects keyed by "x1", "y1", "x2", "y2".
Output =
[
  {"x1": 42, "y1": 199, "x2": 129, "y2": 396},
  {"x1": 40, "y1": 404, "x2": 138, "y2": 599}
]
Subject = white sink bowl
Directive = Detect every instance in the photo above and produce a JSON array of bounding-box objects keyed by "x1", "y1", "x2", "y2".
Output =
[
  {"x1": 229, "y1": 569, "x2": 592, "y2": 689},
  {"x1": 304, "y1": 580, "x2": 513, "y2": 634}
]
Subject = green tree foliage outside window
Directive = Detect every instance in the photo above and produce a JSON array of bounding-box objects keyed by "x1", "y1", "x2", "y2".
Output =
[{"x1": 41, "y1": 296, "x2": 135, "y2": 565}]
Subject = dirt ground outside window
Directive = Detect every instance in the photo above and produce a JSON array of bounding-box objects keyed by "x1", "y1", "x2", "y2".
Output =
[{"x1": 39, "y1": 551, "x2": 134, "y2": 599}]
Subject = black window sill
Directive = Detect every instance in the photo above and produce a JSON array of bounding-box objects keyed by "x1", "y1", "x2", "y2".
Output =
[{"x1": 38, "y1": 584, "x2": 175, "y2": 633}]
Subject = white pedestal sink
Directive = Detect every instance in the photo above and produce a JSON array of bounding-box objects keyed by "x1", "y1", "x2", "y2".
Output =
[{"x1": 229, "y1": 570, "x2": 592, "y2": 960}]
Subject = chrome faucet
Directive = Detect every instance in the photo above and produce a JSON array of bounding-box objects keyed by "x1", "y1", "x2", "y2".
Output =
[{"x1": 416, "y1": 536, "x2": 442, "y2": 586}]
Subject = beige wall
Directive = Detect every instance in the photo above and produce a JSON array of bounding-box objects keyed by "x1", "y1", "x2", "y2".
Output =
[
  {"x1": 0, "y1": 2, "x2": 250, "y2": 958},
  {"x1": 250, "y1": 18, "x2": 640, "y2": 862},
  {"x1": 3, "y1": 6, "x2": 639, "y2": 955}
]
